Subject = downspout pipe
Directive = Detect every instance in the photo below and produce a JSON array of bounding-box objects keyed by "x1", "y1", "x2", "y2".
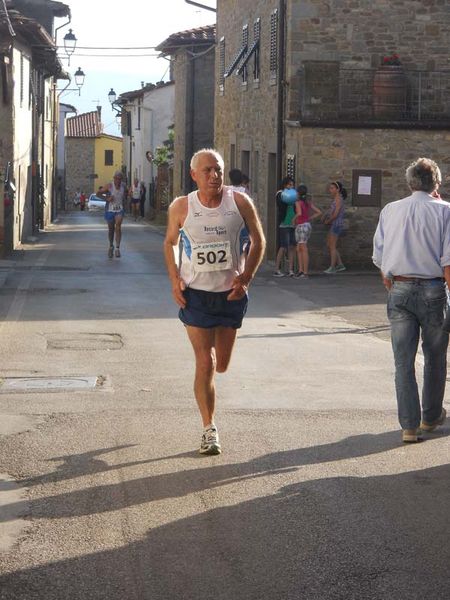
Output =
[{"x1": 276, "y1": 0, "x2": 286, "y2": 189}]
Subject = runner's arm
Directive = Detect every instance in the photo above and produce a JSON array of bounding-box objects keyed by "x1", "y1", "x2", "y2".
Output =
[
  {"x1": 164, "y1": 197, "x2": 187, "y2": 308},
  {"x1": 229, "y1": 193, "x2": 266, "y2": 300}
]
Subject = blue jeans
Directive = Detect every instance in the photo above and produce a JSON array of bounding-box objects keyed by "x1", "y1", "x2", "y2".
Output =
[{"x1": 387, "y1": 280, "x2": 448, "y2": 429}]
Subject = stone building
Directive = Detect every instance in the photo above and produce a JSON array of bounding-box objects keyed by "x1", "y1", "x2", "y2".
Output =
[
  {"x1": 156, "y1": 25, "x2": 216, "y2": 198},
  {"x1": 0, "y1": 0, "x2": 69, "y2": 255},
  {"x1": 65, "y1": 110, "x2": 123, "y2": 202},
  {"x1": 215, "y1": 0, "x2": 450, "y2": 267}
]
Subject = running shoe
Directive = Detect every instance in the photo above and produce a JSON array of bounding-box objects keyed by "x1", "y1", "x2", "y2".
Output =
[
  {"x1": 108, "y1": 246, "x2": 114, "y2": 259},
  {"x1": 288, "y1": 270, "x2": 295, "y2": 277},
  {"x1": 421, "y1": 407, "x2": 446, "y2": 432},
  {"x1": 294, "y1": 271, "x2": 304, "y2": 279},
  {"x1": 115, "y1": 248, "x2": 121, "y2": 258},
  {"x1": 335, "y1": 264, "x2": 346, "y2": 272},
  {"x1": 324, "y1": 266, "x2": 337, "y2": 274},
  {"x1": 273, "y1": 270, "x2": 285, "y2": 277},
  {"x1": 200, "y1": 425, "x2": 221, "y2": 455}
]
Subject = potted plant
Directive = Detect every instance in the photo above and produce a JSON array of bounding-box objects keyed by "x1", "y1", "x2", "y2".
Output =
[{"x1": 373, "y1": 53, "x2": 406, "y2": 117}]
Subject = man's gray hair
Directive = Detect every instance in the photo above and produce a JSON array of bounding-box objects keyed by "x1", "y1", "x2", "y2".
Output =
[
  {"x1": 190, "y1": 148, "x2": 224, "y2": 170},
  {"x1": 405, "y1": 157, "x2": 442, "y2": 193}
]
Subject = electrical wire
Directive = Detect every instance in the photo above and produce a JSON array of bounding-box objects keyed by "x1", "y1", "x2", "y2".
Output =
[
  {"x1": 63, "y1": 53, "x2": 160, "y2": 57},
  {"x1": 56, "y1": 45, "x2": 157, "y2": 50}
]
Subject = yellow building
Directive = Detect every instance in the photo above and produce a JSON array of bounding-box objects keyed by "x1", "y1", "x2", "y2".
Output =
[{"x1": 95, "y1": 134, "x2": 123, "y2": 189}]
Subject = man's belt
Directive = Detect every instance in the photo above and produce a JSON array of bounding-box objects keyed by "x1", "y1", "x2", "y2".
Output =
[{"x1": 393, "y1": 275, "x2": 444, "y2": 282}]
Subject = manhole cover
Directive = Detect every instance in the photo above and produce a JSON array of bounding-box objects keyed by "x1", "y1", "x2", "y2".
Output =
[
  {"x1": 46, "y1": 333, "x2": 122, "y2": 351},
  {"x1": 0, "y1": 376, "x2": 101, "y2": 393}
]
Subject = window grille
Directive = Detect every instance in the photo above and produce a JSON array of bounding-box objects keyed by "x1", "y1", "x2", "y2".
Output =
[
  {"x1": 286, "y1": 154, "x2": 296, "y2": 183},
  {"x1": 270, "y1": 9, "x2": 278, "y2": 80},
  {"x1": 219, "y1": 37, "x2": 225, "y2": 89}
]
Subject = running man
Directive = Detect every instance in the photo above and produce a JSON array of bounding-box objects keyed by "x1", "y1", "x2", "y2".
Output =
[
  {"x1": 129, "y1": 178, "x2": 142, "y2": 221},
  {"x1": 99, "y1": 170, "x2": 127, "y2": 258},
  {"x1": 164, "y1": 149, "x2": 266, "y2": 455}
]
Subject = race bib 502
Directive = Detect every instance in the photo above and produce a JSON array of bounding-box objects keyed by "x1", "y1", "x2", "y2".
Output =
[{"x1": 192, "y1": 241, "x2": 232, "y2": 272}]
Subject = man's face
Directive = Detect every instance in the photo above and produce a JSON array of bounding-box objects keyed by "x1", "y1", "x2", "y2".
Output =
[{"x1": 191, "y1": 153, "x2": 224, "y2": 194}]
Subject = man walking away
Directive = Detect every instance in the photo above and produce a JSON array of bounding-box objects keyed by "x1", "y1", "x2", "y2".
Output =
[{"x1": 373, "y1": 157, "x2": 450, "y2": 443}]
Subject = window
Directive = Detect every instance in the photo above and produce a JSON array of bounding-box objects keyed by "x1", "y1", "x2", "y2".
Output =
[
  {"x1": 253, "y1": 150, "x2": 259, "y2": 191},
  {"x1": 230, "y1": 144, "x2": 236, "y2": 169},
  {"x1": 270, "y1": 9, "x2": 278, "y2": 82},
  {"x1": 241, "y1": 151, "x2": 250, "y2": 179},
  {"x1": 286, "y1": 154, "x2": 296, "y2": 183},
  {"x1": 237, "y1": 19, "x2": 261, "y2": 82},
  {"x1": 253, "y1": 19, "x2": 261, "y2": 81},
  {"x1": 105, "y1": 150, "x2": 114, "y2": 166},
  {"x1": 137, "y1": 98, "x2": 142, "y2": 130},
  {"x1": 224, "y1": 28, "x2": 248, "y2": 79},
  {"x1": 241, "y1": 25, "x2": 249, "y2": 84},
  {"x1": 219, "y1": 37, "x2": 225, "y2": 91}
]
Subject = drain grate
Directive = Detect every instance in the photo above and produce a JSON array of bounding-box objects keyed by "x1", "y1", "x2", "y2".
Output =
[
  {"x1": 0, "y1": 376, "x2": 102, "y2": 393},
  {"x1": 45, "y1": 333, "x2": 123, "y2": 351}
]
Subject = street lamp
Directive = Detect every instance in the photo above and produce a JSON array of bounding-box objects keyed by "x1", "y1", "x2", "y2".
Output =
[
  {"x1": 108, "y1": 88, "x2": 122, "y2": 115},
  {"x1": 108, "y1": 88, "x2": 117, "y2": 105},
  {"x1": 57, "y1": 67, "x2": 86, "y2": 97},
  {"x1": 74, "y1": 67, "x2": 85, "y2": 93},
  {"x1": 63, "y1": 28, "x2": 77, "y2": 65}
]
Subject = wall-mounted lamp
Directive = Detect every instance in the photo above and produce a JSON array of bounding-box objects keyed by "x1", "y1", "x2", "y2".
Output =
[
  {"x1": 63, "y1": 28, "x2": 77, "y2": 65},
  {"x1": 108, "y1": 88, "x2": 122, "y2": 115},
  {"x1": 74, "y1": 67, "x2": 85, "y2": 93},
  {"x1": 57, "y1": 67, "x2": 86, "y2": 97}
]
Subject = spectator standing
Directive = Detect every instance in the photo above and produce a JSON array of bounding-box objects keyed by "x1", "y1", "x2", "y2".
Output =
[
  {"x1": 228, "y1": 168, "x2": 246, "y2": 193},
  {"x1": 293, "y1": 184, "x2": 322, "y2": 278},
  {"x1": 140, "y1": 181, "x2": 146, "y2": 218},
  {"x1": 323, "y1": 181, "x2": 347, "y2": 274},
  {"x1": 373, "y1": 157, "x2": 449, "y2": 443},
  {"x1": 129, "y1": 178, "x2": 142, "y2": 221},
  {"x1": 273, "y1": 176, "x2": 296, "y2": 277}
]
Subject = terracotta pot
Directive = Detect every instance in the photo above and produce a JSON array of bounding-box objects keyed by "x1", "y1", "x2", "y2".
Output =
[{"x1": 373, "y1": 65, "x2": 407, "y2": 117}]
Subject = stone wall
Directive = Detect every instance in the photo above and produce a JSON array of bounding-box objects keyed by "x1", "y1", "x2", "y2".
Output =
[
  {"x1": 215, "y1": 0, "x2": 279, "y2": 255},
  {"x1": 65, "y1": 138, "x2": 95, "y2": 203},
  {"x1": 286, "y1": 0, "x2": 450, "y2": 121},
  {"x1": 286, "y1": 125, "x2": 450, "y2": 270}
]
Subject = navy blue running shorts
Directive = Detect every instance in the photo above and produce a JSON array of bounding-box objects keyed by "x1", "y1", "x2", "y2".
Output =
[{"x1": 179, "y1": 288, "x2": 248, "y2": 329}]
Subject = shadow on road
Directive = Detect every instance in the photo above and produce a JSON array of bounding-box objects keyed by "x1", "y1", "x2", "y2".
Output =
[{"x1": 0, "y1": 461, "x2": 449, "y2": 599}]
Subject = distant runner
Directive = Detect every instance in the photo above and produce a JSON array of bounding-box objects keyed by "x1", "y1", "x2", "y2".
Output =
[
  {"x1": 164, "y1": 149, "x2": 266, "y2": 455},
  {"x1": 99, "y1": 170, "x2": 127, "y2": 258}
]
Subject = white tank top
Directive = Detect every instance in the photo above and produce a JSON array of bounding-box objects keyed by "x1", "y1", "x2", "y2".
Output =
[
  {"x1": 107, "y1": 182, "x2": 126, "y2": 212},
  {"x1": 179, "y1": 186, "x2": 247, "y2": 292}
]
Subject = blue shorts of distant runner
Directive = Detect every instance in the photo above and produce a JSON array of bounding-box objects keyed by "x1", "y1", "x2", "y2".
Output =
[
  {"x1": 179, "y1": 287, "x2": 248, "y2": 329},
  {"x1": 104, "y1": 210, "x2": 125, "y2": 222}
]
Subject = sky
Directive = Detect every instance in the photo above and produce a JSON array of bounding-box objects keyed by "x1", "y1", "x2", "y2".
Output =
[{"x1": 56, "y1": 0, "x2": 216, "y2": 134}]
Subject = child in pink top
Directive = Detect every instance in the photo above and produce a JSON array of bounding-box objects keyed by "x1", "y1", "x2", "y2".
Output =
[{"x1": 293, "y1": 185, "x2": 322, "y2": 277}]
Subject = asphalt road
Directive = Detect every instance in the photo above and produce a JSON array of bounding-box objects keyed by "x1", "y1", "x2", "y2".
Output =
[{"x1": 0, "y1": 212, "x2": 448, "y2": 599}]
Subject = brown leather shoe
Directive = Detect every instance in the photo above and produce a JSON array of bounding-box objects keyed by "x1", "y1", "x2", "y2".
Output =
[
  {"x1": 402, "y1": 428, "x2": 423, "y2": 443},
  {"x1": 421, "y1": 408, "x2": 447, "y2": 432}
]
